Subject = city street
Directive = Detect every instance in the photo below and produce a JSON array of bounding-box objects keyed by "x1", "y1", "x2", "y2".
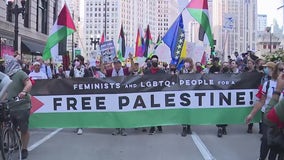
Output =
[{"x1": 27, "y1": 124, "x2": 261, "y2": 160}]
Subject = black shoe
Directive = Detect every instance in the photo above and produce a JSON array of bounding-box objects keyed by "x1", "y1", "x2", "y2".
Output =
[
  {"x1": 187, "y1": 126, "x2": 192, "y2": 135},
  {"x1": 142, "y1": 128, "x2": 147, "y2": 132},
  {"x1": 149, "y1": 127, "x2": 156, "y2": 135},
  {"x1": 157, "y1": 126, "x2": 163, "y2": 133},
  {"x1": 258, "y1": 122, "x2": 263, "y2": 134},
  {"x1": 181, "y1": 127, "x2": 187, "y2": 137},
  {"x1": 121, "y1": 129, "x2": 127, "y2": 136},
  {"x1": 217, "y1": 128, "x2": 222, "y2": 138},
  {"x1": 247, "y1": 128, "x2": 253, "y2": 134},
  {"x1": 22, "y1": 149, "x2": 28, "y2": 159},
  {"x1": 112, "y1": 128, "x2": 121, "y2": 135},
  {"x1": 222, "y1": 127, "x2": 227, "y2": 135}
]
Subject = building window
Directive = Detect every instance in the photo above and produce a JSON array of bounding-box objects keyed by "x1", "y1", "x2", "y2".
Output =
[
  {"x1": 263, "y1": 44, "x2": 266, "y2": 49},
  {"x1": 36, "y1": 0, "x2": 48, "y2": 34},
  {"x1": 24, "y1": 0, "x2": 30, "y2": 28}
]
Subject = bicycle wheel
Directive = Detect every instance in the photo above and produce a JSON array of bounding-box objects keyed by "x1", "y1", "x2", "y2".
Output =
[
  {"x1": 2, "y1": 127, "x2": 21, "y2": 160},
  {"x1": 0, "y1": 127, "x2": 5, "y2": 160}
]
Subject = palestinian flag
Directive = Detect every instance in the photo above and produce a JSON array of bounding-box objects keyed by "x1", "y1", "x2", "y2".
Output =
[
  {"x1": 187, "y1": 0, "x2": 214, "y2": 47},
  {"x1": 117, "y1": 24, "x2": 126, "y2": 61},
  {"x1": 43, "y1": 4, "x2": 76, "y2": 60}
]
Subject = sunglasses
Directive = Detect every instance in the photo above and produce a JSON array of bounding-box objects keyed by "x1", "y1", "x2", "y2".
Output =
[
  {"x1": 279, "y1": 68, "x2": 284, "y2": 72},
  {"x1": 74, "y1": 59, "x2": 80, "y2": 62}
]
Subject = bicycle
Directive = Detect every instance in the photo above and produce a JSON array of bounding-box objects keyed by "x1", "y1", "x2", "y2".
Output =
[{"x1": 0, "y1": 100, "x2": 22, "y2": 160}]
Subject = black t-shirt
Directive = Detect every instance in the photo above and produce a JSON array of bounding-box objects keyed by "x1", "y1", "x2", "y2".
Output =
[{"x1": 209, "y1": 65, "x2": 221, "y2": 73}]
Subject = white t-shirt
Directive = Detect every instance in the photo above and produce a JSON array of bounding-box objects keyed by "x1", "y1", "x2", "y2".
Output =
[
  {"x1": 29, "y1": 71, "x2": 48, "y2": 80},
  {"x1": 261, "y1": 80, "x2": 284, "y2": 112}
]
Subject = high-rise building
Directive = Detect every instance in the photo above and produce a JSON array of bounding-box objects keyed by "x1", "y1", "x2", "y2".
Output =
[
  {"x1": 65, "y1": 0, "x2": 80, "y2": 59},
  {"x1": 257, "y1": 14, "x2": 267, "y2": 32},
  {"x1": 0, "y1": 0, "x2": 62, "y2": 61},
  {"x1": 212, "y1": 0, "x2": 257, "y2": 60},
  {"x1": 84, "y1": 0, "x2": 178, "y2": 57}
]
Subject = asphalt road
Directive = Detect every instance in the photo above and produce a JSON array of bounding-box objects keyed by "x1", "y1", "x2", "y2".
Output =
[{"x1": 25, "y1": 124, "x2": 261, "y2": 160}]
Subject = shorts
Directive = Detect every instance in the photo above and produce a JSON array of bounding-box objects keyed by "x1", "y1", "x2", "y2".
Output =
[{"x1": 10, "y1": 109, "x2": 30, "y2": 134}]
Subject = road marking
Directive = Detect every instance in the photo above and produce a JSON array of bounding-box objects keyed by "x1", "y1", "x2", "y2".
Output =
[
  {"x1": 191, "y1": 132, "x2": 216, "y2": 160},
  {"x1": 28, "y1": 128, "x2": 63, "y2": 151}
]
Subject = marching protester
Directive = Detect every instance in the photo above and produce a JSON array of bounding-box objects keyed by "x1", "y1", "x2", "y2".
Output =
[
  {"x1": 264, "y1": 71, "x2": 284, "y2": 160},
  {"x1": 179, "y1": 57, "x2": 195, "y2": 137},
  {"x1": 143, "y1": 55, "x2": 165, "y2": 135},
  {"x1": 35, "y1": 56, "x2": 53, "y2": 79},
  {"x1": 88, "y1": 57, "x2": 106, "y2": 78},
  {"x1": 107, "y1": 54, "x2": 134, "y2": 136},
  {"x1": 69, "y1": 55, "x2": 91, "y2": 135},
  {"x1": 29, "y1": 61, "x2": 48, "y2": 80},
  {"x1": 4, "y1": 55, "x2": 32, "y2": 159},
  {"x1": 54, "y1": 65, "x2": 67, "y2": 79},
  {"x1": 245, "y1": 59, "x2": 258, "y2": 133},
  {"x1": 209, "y1": 57, "x2": 227, "y2": 137},
  {"x1": 230, "y1": 60, "x2": 239, "y2": 73},
  {"x1": 246, "y1": 61, "x2": 279, "y2": 160}
]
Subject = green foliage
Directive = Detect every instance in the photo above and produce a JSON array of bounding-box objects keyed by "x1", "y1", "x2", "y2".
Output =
[{"x1": 262, "y1": 50, "x2": 284, "y2": 62}]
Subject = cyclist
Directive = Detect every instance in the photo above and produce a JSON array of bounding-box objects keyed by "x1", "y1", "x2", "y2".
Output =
[{"x1": 4, "y1": 55, "x2": 32, "y2": 159}]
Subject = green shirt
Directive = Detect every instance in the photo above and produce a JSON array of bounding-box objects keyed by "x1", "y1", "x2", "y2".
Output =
[{"x1": 7, "y1": 70, "x2": 31, "y2": 110}]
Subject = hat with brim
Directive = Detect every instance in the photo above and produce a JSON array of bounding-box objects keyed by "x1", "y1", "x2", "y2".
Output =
[{"x1": 263, "y1": 62, "x2": 276, "y2": 69}]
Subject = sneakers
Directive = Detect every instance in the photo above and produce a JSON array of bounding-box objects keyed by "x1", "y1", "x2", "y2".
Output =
[
  {"x1": 77, "y1": 128, "x2": 83, "y2": 135},
  {"x1": 187, "y1": 125, "x2": 192, "y2": 135},
  {"x1": 247, "y1": 127, "x2": 253, "y2": 134},
  {"x1": 247, "y1": 124, "x2": 253, "y2": 134},
  {"x1": 148, "y1": 127, "x2": 156, "y2": 135},
  {"x1": 217, "y1": 128, "x2": 223, "y2": 138},
  {"x1": 222, "y1": 127, "x2": 227, "y2": 135},
  {"x1": 142, "y1": 128, "x2": 147, "y2": 132},
  {"x1": 121, "y1": 129, "x2": 127, "y2": 136},
  {"x1": 157, "y1": 126, "x2": 163, "y2": 133},
  {"x1": 181, "y1": 127, "x2": 187, "y2": 137},
  {"x1": 112, "y1": 128, "x2": 121, "y2": 135},
  {"x1": 22, "y1": 149, "x2": 28, "y2": 159}
]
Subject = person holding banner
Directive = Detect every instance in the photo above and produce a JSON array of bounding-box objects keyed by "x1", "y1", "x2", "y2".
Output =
[
  {"x1": 245, "y1": 59, "x2": 258, "y2": 133},
  {"x1": 144, "y1": 55, "x2": 165, "y2": 135},
  {"x1": 108, "y1": 54, "x2": 134, "y2": 136},
  {"x1": 69, "y1": 55, "x2": 91, "y2": 135},
  {"x1": 179, "y1": 57, "x2": 195, "y2": 137},
  {"x1": 209, "y1": 57, "x2": 228, "y2": 137}
]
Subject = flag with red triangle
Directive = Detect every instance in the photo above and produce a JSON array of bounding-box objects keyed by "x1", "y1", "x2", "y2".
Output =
[{"x1": 187, "y1": 0, "x2": 214, "y2": 47}]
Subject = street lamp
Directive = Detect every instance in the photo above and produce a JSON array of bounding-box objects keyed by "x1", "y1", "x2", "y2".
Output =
[
  {"x1": 266, "y1": 26, "x2": 272, "y2": 53},
  {"x1": 90, "y1": 35, "x2": 100, "y2": 50},
  {"x1": 7, "y1": 0, "x2": 26, "y2": 59}
]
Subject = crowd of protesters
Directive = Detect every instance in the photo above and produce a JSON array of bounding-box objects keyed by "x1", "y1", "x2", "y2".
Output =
[{"x1": 0, "y1": 50, "x2": 284, "y2": 159}]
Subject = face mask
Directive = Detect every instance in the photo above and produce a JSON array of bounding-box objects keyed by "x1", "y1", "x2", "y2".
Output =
[
  {"x1": 147, "y1": 62, "x2": 151, "y2": 68},
  {"x1": 263, "y1": 67, "x2": 269, "y2": 75},
  {"x1": 152, "y1": 62, "x2": 158, "y2": 67},
  {"x1": 74, "y1": 61, "x2": 80, "y2": 67},
  {"x1": 184, "y1": 62, "x2": 190, "y2": 68}
]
